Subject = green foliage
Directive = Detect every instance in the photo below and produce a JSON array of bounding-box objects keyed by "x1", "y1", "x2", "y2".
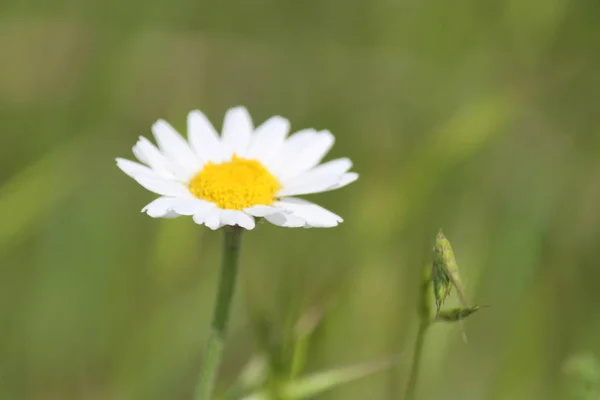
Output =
[{"x1": 221, "y1": 309, "x2": 398, "y2": 400}]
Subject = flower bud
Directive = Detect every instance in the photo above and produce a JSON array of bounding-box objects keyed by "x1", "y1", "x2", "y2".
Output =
[{"x1": 432, "y1": 230, "x2": 468, "y2": 311}]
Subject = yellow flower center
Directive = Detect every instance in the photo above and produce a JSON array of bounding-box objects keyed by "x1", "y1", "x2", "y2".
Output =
[{"x1": 189, "y1": 155, "x2": 281, "y2": 210}]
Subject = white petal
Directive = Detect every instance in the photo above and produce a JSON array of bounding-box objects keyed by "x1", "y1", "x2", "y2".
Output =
[
  {"x1": 193, "y1": 209, "x2": 223, "y2": 230},
  {"x1": 204, "y1": 209, "x2": 223, "y2": 230},
  {"x1": 281, "y1": 157, "x2": 353, "y2": 190},
  {"x1": 187, "y1": 110, "x2": 224, "y2": 163},
  {"x1": 277, "y1": 130, "x2": 335, "y2": 180},
  {"x1": 276, "y1": 178, "x2": 337, "y2": 197},
  {"x1": 268, "y1": 129, "x2": 317, "y2": 173},
  {"x1": 170, "y1": 198, "x2": 216, "y2": 216},
  {"x1": 275, "y1": 197, "x2": 343, "y2": 228},
  {"x1": 278, "y1": 172, "x2": 358, "y2": 197},
  {"x1": 325, "y1": 172, "x2": 359, "y2": 191},
  {"x1": 192, "y1": 213, "x2": 204, "y2": 225},
  {"x1": 221, "y1": 106, "x2": 253, "y2": 159},
  {"x1": 219, "y1": 210, "x2": 255, "y2": 230},
  {"x1": 276, "y1": 174, "x2": 343, "y2": 196},
  {"x1": 116, "y1": 158, "x2": 154, "y2": 178},
  {"x1": 235, "y1": 212, "x2": 256, "y2": 230},
  {"x1": 191, "y1": 207, "x2": 216, "y2": 226},
  {"x1": 162, "y1": 211, "x2": 182, "y2": 219},
  {"x1": 244, "y1": 205, "x2": 289, "y2": 217},
  {"x1": 277, "y1": 156, "x2": 357, "y2": 196},
  {"x1": 245, "y1": 116, "x2": 290, "y2": 164},
  {"x1": 132, "y1": 143, "x2": 148, "y2": 164},
  {"x1": 134, "y1": 175, "x2": 191, "y2": 197},
  {"x1": 152, "y1": 119, "x2": 202, "y2": 179},
  {"x1": 143, "y1": 197, "x2": 215, "y2": 218},
  {"x1": 264, "y1": 212, "x2": 306, "y2": 228},
  {"x1": 309, "y1": 157, "x2": 353, "y2": 177},
  {"x1": 142, "y1": 197, "x2": 179, "y2": 218},
  {"x1": 220, "y1": 209, "x2": 238, "y2": 226},
  {"x1": 133, "y1": 136, "x2": 175, "y2": 178}
]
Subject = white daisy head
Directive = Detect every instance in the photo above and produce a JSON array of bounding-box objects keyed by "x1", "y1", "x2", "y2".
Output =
[{"x1": 116, "y1": 106, "x2": 358, "y2": 230}]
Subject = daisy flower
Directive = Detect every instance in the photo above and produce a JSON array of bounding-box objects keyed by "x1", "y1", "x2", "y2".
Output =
[{"x1": 116, "y1": 107, "x2": 358, "y2": 230}]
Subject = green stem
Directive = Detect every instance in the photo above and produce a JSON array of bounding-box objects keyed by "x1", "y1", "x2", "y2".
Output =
[
  {"x1": 195, "y1": 226, "x2": 243, "y2": 400},
  {"x1": 405, "y1": 263, "x2": 433, "y2": 400},
  {"x1": 404, "y1": 320, "x2": 429, "y2": 400}
]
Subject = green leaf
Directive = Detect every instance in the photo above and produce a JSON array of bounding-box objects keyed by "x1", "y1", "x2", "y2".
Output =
[
  {"x1": 279, "y1": 356, "x2": 400, "y2": 399},
  {"x1": 220, "y1": 354, "x2": 270, "y2": 400},
  {"x1": 290, "y1": 307, "x2": 324, "y2": 379}
]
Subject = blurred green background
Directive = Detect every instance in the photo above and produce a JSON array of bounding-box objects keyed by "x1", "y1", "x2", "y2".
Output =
[{"x1": 2, "y1": 0, "x2": 600, "y2": 399}]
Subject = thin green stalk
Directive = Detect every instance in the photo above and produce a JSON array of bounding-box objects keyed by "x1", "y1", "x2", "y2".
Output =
[
  {"x1": 404, "y1": 320, "x2": 429, "y2": 400},
  {"x1": 405, "y1": 263, "x2": 433, "y2": 400},
  {"x1": 196, "y1": 226, "x2": 244, "y2": 400}
]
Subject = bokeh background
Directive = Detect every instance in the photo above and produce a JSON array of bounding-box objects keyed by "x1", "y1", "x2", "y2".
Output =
[{"x1": 2, "y1": 0, "x2": 600, "y2": 399}]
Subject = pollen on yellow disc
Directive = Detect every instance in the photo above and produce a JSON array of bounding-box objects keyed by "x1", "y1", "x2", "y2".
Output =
[{"x1": 189, "y1": 155, "x2": 281, "y2": 210}]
